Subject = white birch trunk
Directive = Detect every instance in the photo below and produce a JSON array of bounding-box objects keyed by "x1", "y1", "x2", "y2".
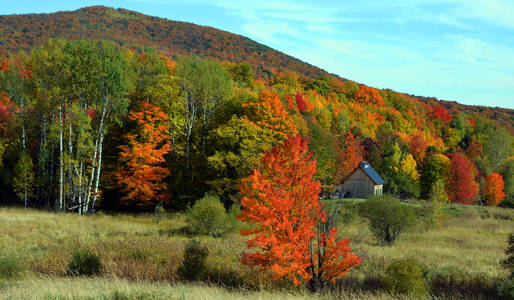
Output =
[{"x1": 58, "y1": 98, "x2": 64, "y2": 211}]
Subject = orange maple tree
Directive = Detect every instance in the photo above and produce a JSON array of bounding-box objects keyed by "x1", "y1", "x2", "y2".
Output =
[
  {"x1": 116, "y1": 102, "x2": 171, "y2": 207},
  {"x1": 336, "y1": 130, "x2": 364, "y2": 179},
  {"x1": 448, "y1": 153, "x2": 479, "y2": 204},
  {"x1": 243, "y1": 90, "x2": 297, "y2": 140},
  {"x1": 354, "y1": 84, "x2": 385, "y2": 106},
  {"x1": 409, "y1": 133, "x2": 428, "y2": 164},
  {"x1": 483, "y1": 172, "x2": 505, "y2": 207},
  {"x1": 238, "y1": 135, "x2": 361, "y2": 292}
]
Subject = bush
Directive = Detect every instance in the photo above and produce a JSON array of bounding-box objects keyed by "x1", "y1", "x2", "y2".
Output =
[
  {"x1": 502, "y1": 233, "x2": 514, "y2": 278},
  {"x1": 381, "y1": 258, "x2": 427, "y2": 295},
  {"x1": 0, "y1": 256, "x2": 24, "y2": 279},
  {"x1": 498, "y1": 278, "x2": 514, "y2": 300},
  {"x1": 359, "y1": 195, "x2": 416, "y2": 245},
  {"x1": 227, "y1": 204, "x2": 242, "y2": 232},
  {"x1": 187, "y1": 194, "x2": 229, "y2": 237},
  {"x1": 427, "y1": 266, "x2": 498, "y2": 298},
  {"x1": 178, "y1": 239, "x2": 209, "y2": 281},
  {"x1": 67, "y1": 249, "x2": 103, "y2": 276}
]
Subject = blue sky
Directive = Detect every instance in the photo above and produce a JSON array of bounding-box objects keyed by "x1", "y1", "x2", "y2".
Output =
[{"x1": 2, "y1": 1, "x2": 514, "y2": 108}]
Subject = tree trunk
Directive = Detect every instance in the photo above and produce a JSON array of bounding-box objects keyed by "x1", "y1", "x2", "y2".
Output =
[
  {"x1": 91, "y1": 131, "x2": 104, "y2": 213},
  {"x1": 58, "y1": 98, "x2": 64, "y2": 211},
  {"x1": 21, "y1": 97, "x2": 28, "y2": 207}
]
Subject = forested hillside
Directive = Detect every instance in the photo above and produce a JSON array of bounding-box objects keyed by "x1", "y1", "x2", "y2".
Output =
[{"x1": 0, "y1": 6, "x2": 512, "y2": 133}]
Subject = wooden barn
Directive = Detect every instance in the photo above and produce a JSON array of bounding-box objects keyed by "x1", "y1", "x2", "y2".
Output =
[{"x1": 334, "y1": 161, "x2": 385, "y2": 199}]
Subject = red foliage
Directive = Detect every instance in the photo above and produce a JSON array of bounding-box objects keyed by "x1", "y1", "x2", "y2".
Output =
[
  {"x1": 239, "y1": 135, "x2": 361, "y2": 288},
  {"x1": 86, "y1": 108, "x2": 96, "y2": 120},
  {"x1": 409, "y1": 133, "x2": 428, "y2": 163},
  {"x1": 337, "y1": 131, "x2": 364, "y2": 179},
  {"x1": 432, "y1": 104, "x2": 453, "y2": 123},
  {"x1": 0, "y1": 92, "x2": 14, "y2": 137},
  {"x1": 448, "y1": 153, "x2": 479, "y2": 204},
  {"x1": 354, "y1": 84, "x2": 385, "y2": 106},
  {"x1": 116, "y1": 102, "x2": 171, "y2": 207},
  {"x1": 483, "y1": 173, "x2": 505, "y2": 207},
  {"x1": 295, "y1": 92, "x2": 308, "y2": 112}
]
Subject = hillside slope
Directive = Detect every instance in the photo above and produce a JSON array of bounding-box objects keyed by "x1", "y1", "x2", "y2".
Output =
[{"x1": 0, "y1": 5, "x2": 326, "y2": 79}]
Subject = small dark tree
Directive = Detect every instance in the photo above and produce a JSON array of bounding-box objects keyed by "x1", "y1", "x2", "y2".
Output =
[
  {"x1": 67, "y1": 249, "x2": 102, "y2": 276},
  {"x1": 359, "y1": 195, "x2": 416, "y2": 245},
  {"x1": 178, "y1": 239, "x2": 209, "y2": 281},
  {"x1": 502, "y1": 233, "x2": 514, "y2": 278}
]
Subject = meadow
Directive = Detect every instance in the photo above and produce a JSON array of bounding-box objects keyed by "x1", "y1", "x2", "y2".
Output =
[{"x1": 0, "y1": 201, "x2": 512, "y2": 299}]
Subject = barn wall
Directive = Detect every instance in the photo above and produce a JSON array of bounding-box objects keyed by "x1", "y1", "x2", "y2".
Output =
[{"x1": 337, "y1": 169, "x2": 376, "y2": 198}]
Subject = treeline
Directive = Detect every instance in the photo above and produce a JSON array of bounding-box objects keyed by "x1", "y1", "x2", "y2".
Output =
[{"x1": 0, "y1": 38, "x2": 512, "y2": 212}]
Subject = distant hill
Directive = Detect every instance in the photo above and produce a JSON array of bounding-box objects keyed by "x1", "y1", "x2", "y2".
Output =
[
  {"x1": 0, "y1": 5, "x2": 512, "y2": 131},
  {"x1": 0, "y1": 5, "x2": 327, "y2": 79}
]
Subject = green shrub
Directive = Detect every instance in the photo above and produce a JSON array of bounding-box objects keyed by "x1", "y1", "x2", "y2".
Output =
[
  {"x1": 359, "y1": 195, "x2": 416, "y2": 245},
  {"x1": 427, "y1": 266, "x2": 498, "y2": 298},
  {"x1": 187, "y1": 194, "x2": 229, "y2": 237},
  {"x1": 498, "y1": 278, "x2": 514, "y2": 300},
  {"x1": 0, "y1": 256, "x2": 24, "y2": 279},
  {"x1": 502, "y1": 233, "x2": 514, "y2": 278},
  {"x1": 227, "y1": 204, "x2": 242, "y2": 232},
  {"x1": 153, "y1": 203, "x2": 167, "y2": 223},
  {"x1": 178, "y1": 239, "x2": 209, "y2": 281},
  {"x1": 381, "y1": 258, "x2": 427, "y2": 295},
  {"x1": 67, "y1": 249, "x2": 103, "y2": 276}
]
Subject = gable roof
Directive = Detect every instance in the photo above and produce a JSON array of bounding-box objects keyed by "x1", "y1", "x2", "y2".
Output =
[{"x1": 358, "y1": 161, "x2": 385, "y2": 185}]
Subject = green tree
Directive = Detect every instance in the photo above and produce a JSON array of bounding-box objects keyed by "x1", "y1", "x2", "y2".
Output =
[
  {"x1": 12, "y1": 153, "x2": 34, "y2": 207},
  {"x1": 483, "y1": 128, "x2": 513, "y2": 171},
  {"x1": 207, "y1": 116, "x2": 272, "y2": 204},
  {"x1": 427, "y1": 179, "x2": 448, "y2": 227},
  {"x1": 359, "y1": 195, "x2": 416, "y2": 245},
  {"x1": 176, "y1": 56, "x2": 233, "y2": 168}
]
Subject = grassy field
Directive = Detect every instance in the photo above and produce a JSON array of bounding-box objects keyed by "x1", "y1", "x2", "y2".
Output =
[{"x1": 0, "y1": 202, "x2": 512, "y2": 299}]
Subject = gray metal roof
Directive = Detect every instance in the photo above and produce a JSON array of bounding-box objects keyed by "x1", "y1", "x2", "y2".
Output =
[{"x1": 359, "y1": 161, "x2": 385, "y2": 185}]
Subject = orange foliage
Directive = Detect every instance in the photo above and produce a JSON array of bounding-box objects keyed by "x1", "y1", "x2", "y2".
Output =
[
  {"x1": 337, "y1": 131, "x2": 364, "y2": 179},
  {"x1": 243, "y1": 90, "x2": 297, "y2": 139},
  {"x1": 483, "y1": 172, "x2": 505, "y2": 207},
  {"x1": 354, "y1": 84, "x2": 385, "y2": 106},
  {"x1": 239, "y1": 135, "x2": 361, "y2": 288},
  {"x1": 116, "y1": 102, "x2": 171, "y2": 207}
]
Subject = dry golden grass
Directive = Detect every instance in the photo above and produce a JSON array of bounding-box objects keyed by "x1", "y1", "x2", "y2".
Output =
[
  {"x1": 0, "y1": 202, "x2": 512, "y2": 299},
  {"x1": 1, "y1": 276, "x2": 419, "y2": 300}
]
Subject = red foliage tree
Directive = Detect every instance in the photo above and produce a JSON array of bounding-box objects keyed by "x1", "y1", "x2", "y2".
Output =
[
  {"x1": 239, "y1": 135, "x2": 361, "y2": 291},
  {"x1": 483, "y1": 172, "x2": 505, "y2": 207},
  {"x1": 336, "y1": 130, "x2": 364, "y2": 179},
  {"x1": 0, "y1": 92, "x2": 15, "y2": 137},
  {"x1": 432, "y1": 104, "x2": 453, "y2": 123},
  {"x1": 116, "y1": 102, "x2": 171, "y2": 207},
  {"x1": 295, "y1": 92, "x2": 308, "y2": 112},
  {"x1": 448, "y1": 153, "x2": 479, "y2": 204}
]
